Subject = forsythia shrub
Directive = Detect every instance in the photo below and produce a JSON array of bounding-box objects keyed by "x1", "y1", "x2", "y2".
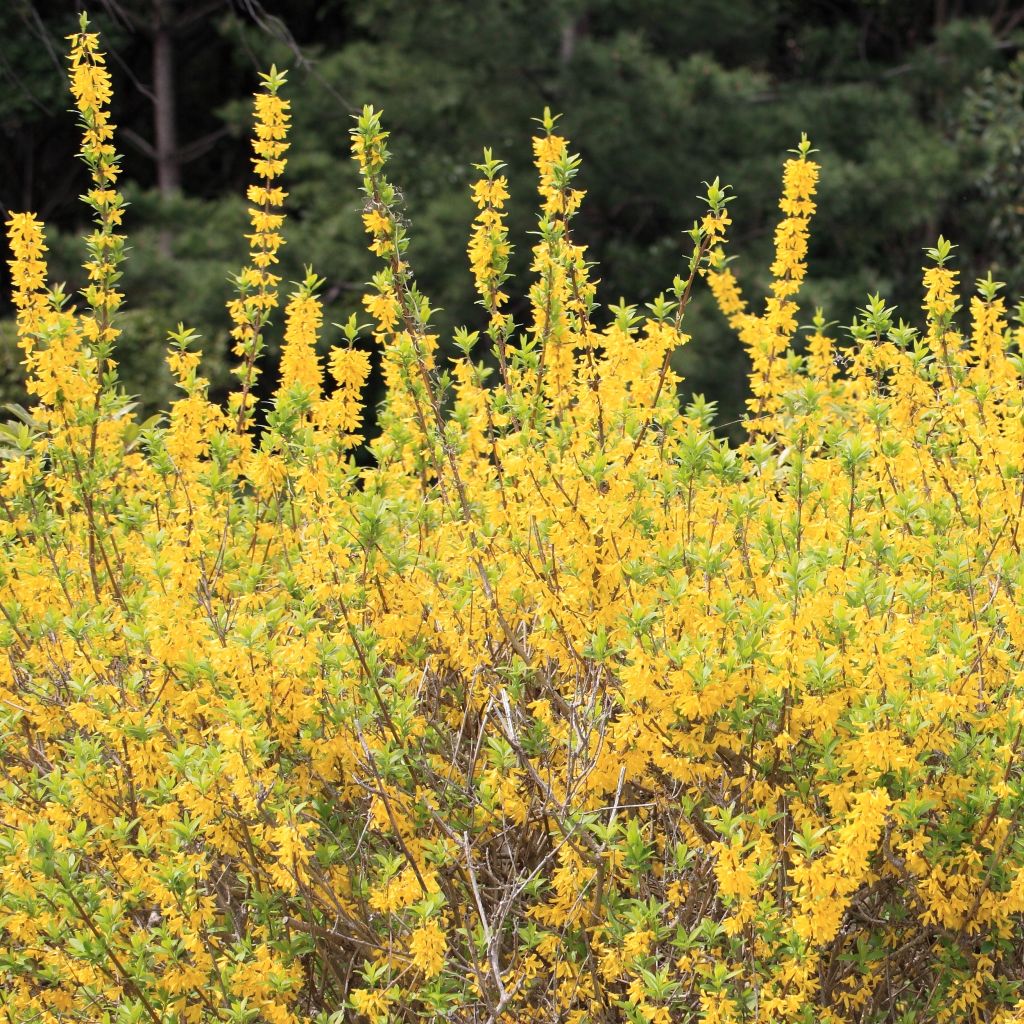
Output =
[{"x1": 4, "y1": 17, "x2": 1024, "y2": 1024}]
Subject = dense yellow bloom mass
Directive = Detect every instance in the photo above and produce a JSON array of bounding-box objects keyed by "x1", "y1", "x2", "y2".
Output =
[{"x1": 3, "y1": 18, "x2": 1024, "y2": 1024}]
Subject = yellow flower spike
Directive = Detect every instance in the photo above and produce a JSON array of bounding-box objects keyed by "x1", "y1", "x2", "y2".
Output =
[
  {"x1": 5, "y1": 213, "x2": 52, "y2": 357},
  {"x1": 67, "y1": 17, "x2": 125, "y2": 367},
  {"x1": 526, "y1": 111, "x2": 595, "y2": 421},
  {"x1": 312, "y1": 322, "x2": 372, "y2": 450},
  {"x1": 711, "y1": 134, "x2": 820, "y2": 435},
  {"x1": 705, "y1": 247, "x2": 749, "y2": 328},
  {"x1": 228, "y1": 64, "x2": 290, "y2": 436},
  {"x1": 276, "y1": 269, "x2": 325, "y2": 404},
  {"x1": 468, "y1": 148, "x2": 515, "y2": 392}
]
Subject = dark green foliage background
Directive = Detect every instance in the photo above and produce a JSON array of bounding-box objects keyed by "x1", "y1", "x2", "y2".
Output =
[{"x1": 2, "y1": 0, "x2": 1023, "y2": 435}]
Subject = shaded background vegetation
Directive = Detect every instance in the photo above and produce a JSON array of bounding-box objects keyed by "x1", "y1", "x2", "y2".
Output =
[{"x1": 2, "y1": 0, "x2": 1023, "y2": 435}]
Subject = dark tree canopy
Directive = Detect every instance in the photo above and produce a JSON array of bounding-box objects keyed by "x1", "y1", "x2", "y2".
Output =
[{"x1": 2, "y1": 0, "x2": 1023, "y2": 432}]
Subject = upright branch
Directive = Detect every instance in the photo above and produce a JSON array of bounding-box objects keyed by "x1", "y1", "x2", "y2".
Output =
[
  {"x1": 750, "y1": 135, "x2": 820, "y2": 434},
  {"x1": 623, "y1": 177, "x2": 732, "y2": 466},
  {"x1": 228, "y1": 65, "x2": 290, "y2": 438},
  {"x1": 68, "y1": 16, "x2": 128, "y2": 463},
  {"x1": 468, "y1": 148, "x2": 515, "y2": 400}
]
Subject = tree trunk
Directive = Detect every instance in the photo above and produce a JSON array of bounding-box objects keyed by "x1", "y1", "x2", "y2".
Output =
[{"x1": 152, "y1": 0, "x2": 180, "y2": 199}]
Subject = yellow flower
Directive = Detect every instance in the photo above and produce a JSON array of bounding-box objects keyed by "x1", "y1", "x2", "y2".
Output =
[{"x1": 408, "y1": 918, "x2": 447, "y2": 977}]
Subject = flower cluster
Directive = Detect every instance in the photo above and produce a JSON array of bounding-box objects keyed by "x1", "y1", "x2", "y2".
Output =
[{"x1": 228, "y1": 65, "x2": 290, "y2": 435}]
